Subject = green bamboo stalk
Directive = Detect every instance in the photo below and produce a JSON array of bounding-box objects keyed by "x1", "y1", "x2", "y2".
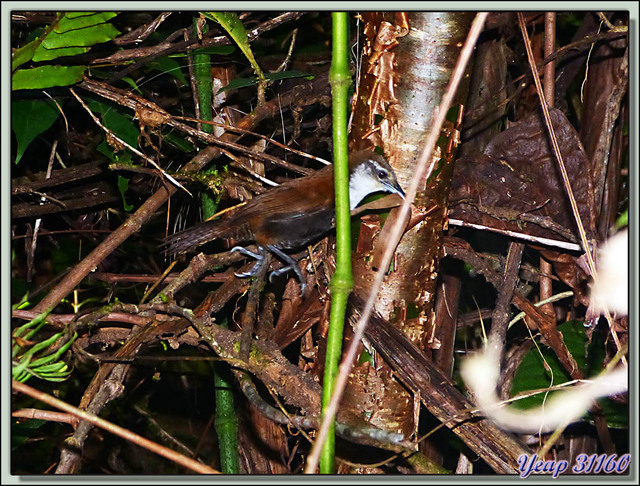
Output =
[
  {"x1": 191, "y1": 18, "x2": 239, "y2": 474},
  {"x1": 192, "y1": 19, "x2": 218, "y2": 218},
  {"x1": 213, "y1": 331, "x2": 240, "y2": 474},
  {"x1": 192, "y1": 28, "x2": 213, "y2": 135},
  {"x1": 320, "y1": 11, "x2": 352, "y2": 474}
]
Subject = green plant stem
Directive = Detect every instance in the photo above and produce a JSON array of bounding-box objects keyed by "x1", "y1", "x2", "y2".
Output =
[
  {"x1": 191, "y1": 19, "x2": 239, "y2": 473},
  {"x1": 192, "y1": 19, "x2": 218, "y2": 218},
  {"x1": 193, "y1": 45, "x2": 213, "y2": 134},
  {"x1": 213, "y1": 334, "x2": 240, "y2": 474},
  {"x1": 320, "y1": 11, "x2": 352, "y2": 474}
]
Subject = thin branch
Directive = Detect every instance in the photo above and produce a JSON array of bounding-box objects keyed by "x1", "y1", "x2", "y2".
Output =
[
  {"x1": 103, "y1": 12, "x2": 305, "y2": 82},
  {"x1": 487, "y1": 242, "x2": 524, "y2": 347},
  {"x1": 448, "y1": 218, "x2": 582, "y2": 252},
  {"x1": 240, "y1": 252, "x2": 271, "y2": 359},
  {"x1": 13, "y1": 408, "x2": 79, "y2": 427},
  {"x1": 173, "y1": 115, "x2": 331, "y2": 165},
  {"x1": 596, "y1": 12, "x2": 616, "y2": 30},
  {"x1": 79, "y1": 78, "x2": 315, "y2": 176},
  {"x1": 113, "y1": 12, "x2": 173, "y2": 46}
]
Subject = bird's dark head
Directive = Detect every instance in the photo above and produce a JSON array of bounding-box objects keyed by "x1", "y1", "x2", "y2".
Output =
[{"x1": 347, "y1": 151, "x2": 405, "y2": 209}]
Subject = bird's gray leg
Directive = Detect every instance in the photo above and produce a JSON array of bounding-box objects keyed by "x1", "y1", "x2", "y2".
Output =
[
  {"x1": 231, "y1": 246, "x2": 268, "y2": 277},
  {"x1": 232, "y1": 245, "x2": 306, "y2": 295},
  {"x1": 266, "y1": 245, "x2": 306, "y2": 295}
]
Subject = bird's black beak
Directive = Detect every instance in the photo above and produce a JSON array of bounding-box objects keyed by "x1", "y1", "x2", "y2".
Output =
[{"x1": 386, "y1": 181, "x2": 405, "y2": 199}]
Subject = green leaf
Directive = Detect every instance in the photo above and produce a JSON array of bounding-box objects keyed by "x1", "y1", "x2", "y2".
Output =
[
  {"x1": 163, "y1": 131, "x2": 196, "y2": 153},
  {"x1": 202, "y1": 12, "x2": 266, "y2": 85},
  {"x1": 29, "y1": 332, "x2": 75, "y2": 368},
  {"x1": 32, "y1": 45, "x2": 89, "y2": 62},
  {"x1": 12, "y1": 291, "x2": 30, "y2": 311},
  {"x1": 201, "y1": 192, "x2": 218, "y2": 220},
  {"x1": 12, "y1": 329, "x2": 76, "y2": 383},
  {"x1": 52, "y1": 21, "x2": 120, "y2": 47},
  {"x1": 595, "y1": 394, "x2": 628, "y2": 429},
  {"x1": 12, "y1": 358, "x2": 31, "y2": 381},
  {"x1": 119, "y1": 76, "x2": 143, "y2": 95},
  {"x1": 12, "y1": 99, "x2": 61, "y2": 164},
  {"x1": 267, "y1": 70, "x2": 314, "y2": 82},
  {"x1": 12, "y1": 419, "x2": 47, "y2": 450},
  {"x1": 511, "y1": 321, "x2": 588, "y2": 409},
  {"x1": 12, "y1": 311, "x2": 50, "y2": 341},
  {"x1": 30, "y1": 362, "x2": 68, "y2": 374},
  {"x1": 40, "y1": 15, "x2": 119, "y2": 49},
  {"x1": 12, "y1": 27, "x2": 48, "y2": 71},
  {"x1": 12, "y1": 65, "x2": 85, "y2": 91},
  {"x1": 103, "y1": 110, "x2": 139, "y2": 147},
  {"x1": 97, "y1": 139, "x2": 134, "y2": 163},
  {"x1": 118, "y1": 175, "x2": 134, "y2": 211},
  {"x1": 510, "y1": 321, "x2": 627, "y2": 428},
  {"x1": 147, "y1": 57, "x2": 187, "y2": 85},
  {"x1": 13, "y1": 13, "x2": 118, "y2": 69},
  {"x1": 29, "y1": 12, "x2": 119, "y2": 62},
  {"x1": 86, "y1": 98, "x2": 139, "y2": 149},
  {"x1": 54, "y1": 12, "x2": 119, "y2": 32},
  {"x1": 24, "y1": 331, "x2": 65, "y2": 357},
  {"x1": 11, "y1": 38, "x2": 39, "y2": 71},
  {"x1": 220, "y1": 76, "x2": 260, "y2": 92}
]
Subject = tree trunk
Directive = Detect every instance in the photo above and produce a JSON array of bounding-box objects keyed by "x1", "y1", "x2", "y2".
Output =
[{"x1": 345, "y1": 11, "x2": 474, "y2": 460}]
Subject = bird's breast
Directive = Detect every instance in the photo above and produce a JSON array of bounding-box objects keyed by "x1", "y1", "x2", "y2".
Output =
[{"x1": 252, "y1": 204, "x2": 336, "y2": 249}]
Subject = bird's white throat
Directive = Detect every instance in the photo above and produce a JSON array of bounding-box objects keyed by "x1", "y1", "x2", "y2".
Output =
[{"x1": 348, "y1": 164, "x2": 380, "y2": 210}]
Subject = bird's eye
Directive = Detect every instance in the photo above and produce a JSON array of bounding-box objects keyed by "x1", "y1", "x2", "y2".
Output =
[{"x1": 377, "y1": 170, "x2": 388, "y2": 180}]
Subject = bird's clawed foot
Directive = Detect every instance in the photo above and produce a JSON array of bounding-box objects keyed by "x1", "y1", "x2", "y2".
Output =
[
  {"x1": 231, "y1": 246, "x2": 268, "y2": 278},
  {"x1": 231, "y1": 245, "x2": 307, "y2": 295}
]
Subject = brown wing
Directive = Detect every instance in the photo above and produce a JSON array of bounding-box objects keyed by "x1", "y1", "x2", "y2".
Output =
[
  {"x1": 232, "y1": 164, "x2": 336, "y2": 248},
  {"x1": 163, "y1": 165, "x2": 335, "y2": 254},
  {"x1": 236, "y1": 164, "x2": 334, "y2": 219}
]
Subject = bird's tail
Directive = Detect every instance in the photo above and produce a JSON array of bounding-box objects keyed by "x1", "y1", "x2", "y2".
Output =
[{"x1": 163, "y1": 219, "x2": 227, "y2": 255}]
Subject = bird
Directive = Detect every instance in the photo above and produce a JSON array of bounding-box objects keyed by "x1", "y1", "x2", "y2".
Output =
[{"x1": 163, "y1": 150, "x2": 405, "y2": 294}]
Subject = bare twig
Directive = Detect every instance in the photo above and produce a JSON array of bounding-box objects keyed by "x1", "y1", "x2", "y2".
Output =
[
  {"x1": 114, "y1": 12, "x2": 173, "y2": 46},
  {"x1": 487, "y1": 242, "x2": 524, "y2": 347},
  {"x1": 103, "y1": 12, "x2": 305, "y2": 82},
  {"x1": 27, "y1": 140, "x2": 57, "y2": 281},
  {"x1": 13, "y1": 407, "x2": 79, "y2": 428},
  {"x1": 80, "y1": 78, "x2": 315, "y2": 176},
  {"x1": 539, "y1": 12, "x2": 557, "y2": 320},
  {"x1": 275, "y1": 28, "x2": 299, "y2": 73},
  {"x1": 596, "y1": 12, "x2": 616, "y2": 30},
  {"x1": 173, "y1": 115, "x2": 331, "y2": 166},
  {"x1": 240, "y1": 252, "x2": 271, "y2": 359},
  {"x1": 448, "y1": 218, "x2": 582, "y2": 252}
]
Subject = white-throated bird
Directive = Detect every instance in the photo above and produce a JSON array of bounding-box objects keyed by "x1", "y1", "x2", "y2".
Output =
[{"x1": 163, "y1": 150, "x2": 405, "y2": 293}]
